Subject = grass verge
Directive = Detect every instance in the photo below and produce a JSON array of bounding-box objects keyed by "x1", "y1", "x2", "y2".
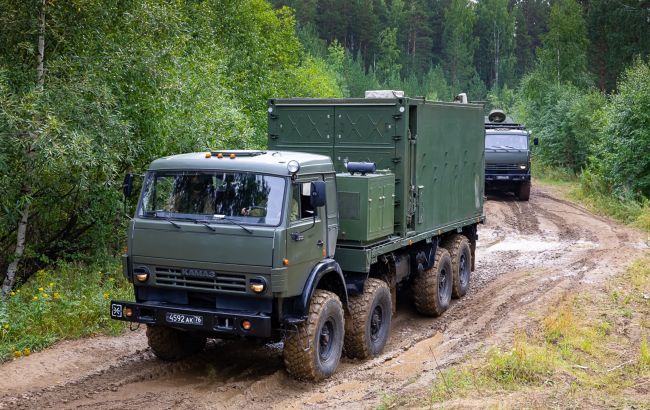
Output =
[
  {"x1": 425, "y1": 255, "x2": 650, "y2": 407},
  {"x1": 0, "y1": 258, "x2": 133, "y2": 361},
  {"x1": 532, "y1": 164, "x2": 650, "y2": 233}
]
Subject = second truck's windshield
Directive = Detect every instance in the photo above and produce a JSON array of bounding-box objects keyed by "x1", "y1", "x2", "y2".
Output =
[
  {"x1": 485, "y1": 134, "x2": 528, "y2": 150},
  {"x1": 138, "y1": 171, "x2": 285, "y2": 226}
]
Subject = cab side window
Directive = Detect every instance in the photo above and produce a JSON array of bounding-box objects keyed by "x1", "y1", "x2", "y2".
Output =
[{"x1": 290, "y1": 182, "x2": 316, "y2": 222}]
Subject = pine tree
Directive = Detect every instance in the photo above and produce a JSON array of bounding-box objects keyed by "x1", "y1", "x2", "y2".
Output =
[{"x1": 442, "y1": 0, "x2": 480, "y2": 93}]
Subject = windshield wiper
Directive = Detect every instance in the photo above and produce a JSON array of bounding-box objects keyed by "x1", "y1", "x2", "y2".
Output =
[
  {"x1": 162, "y1": 217, "x2": 181, "y2": 229},
  {"x1": 151, "y1": 211, "x2": 183, "y2": 229},
  {"x1": 213, "y1": 216, "x2": 253, "y2": 234},
  {"x1": 195, "y1": 220, "x2": 217, "y2": 232}
]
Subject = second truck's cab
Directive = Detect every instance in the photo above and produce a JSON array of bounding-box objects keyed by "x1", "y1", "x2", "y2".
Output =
[{"x1": 484, "y1": 110, "x2": 537, "y2": 201}]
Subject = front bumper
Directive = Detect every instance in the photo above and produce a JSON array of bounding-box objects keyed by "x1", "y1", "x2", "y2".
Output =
[
  {"x1": 110, "y1": 300, "x2": 272, "y2": 337},
  {"x1": 485, "y1": 173, "x2": 531, "y2": 183}
]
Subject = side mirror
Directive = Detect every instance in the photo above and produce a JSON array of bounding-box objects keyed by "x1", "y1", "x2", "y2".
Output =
[
  {"x1": 123, "y1": 173, "x2": 134, "y2": 198},
  {"x1": 533, "y1": 137, "x2": 539, "y2": 146},
  {"x1": 310, "y1": 181, "x2": 327, "y2": 208}
]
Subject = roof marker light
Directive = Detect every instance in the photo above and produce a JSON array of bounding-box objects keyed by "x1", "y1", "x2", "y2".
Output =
[
  {"x1": 205, "y1": 152, "x2": 212, "y2": 158},
  {"x1": 229, "y1": 153, "x2": 236, "y2": 159},
  {"x1": 287, "y1": 160, "x2": 300, "y2": 174},
  {"x1": 217, "y1": 153, "x2": 223, "y2": 159}
]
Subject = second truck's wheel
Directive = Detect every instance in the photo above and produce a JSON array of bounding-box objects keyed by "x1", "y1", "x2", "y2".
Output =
[
  {"x1": 283, "y1": 289, "x2": 345, "y2": 381},
  {"x1": 146, "y1": 325, "x2": 206, "y2": 361},
  {"x1": 441, "y1": 234, "x2": 472, "y2": 298},
  {"x1": 517, "y1": 180, "x2": 531, "y2": 201},
  {"x1": 412, "y1": 247, "x2": 453, "y2": 317},
  {"x1": 344, "y1": 278, "x2": 392, "y2": 359}
]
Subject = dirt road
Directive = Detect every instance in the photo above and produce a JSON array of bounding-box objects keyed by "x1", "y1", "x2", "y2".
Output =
[{"x1": 1, "y1": 184, "x2": 648, "y2": 409}]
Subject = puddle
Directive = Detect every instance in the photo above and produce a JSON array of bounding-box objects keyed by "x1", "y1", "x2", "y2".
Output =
[
  {"x1": 484, "y1": 236, "x2": 598, "y2": 253},
  {"x1": 487, "y1": 238, "x2": 561, "y2": 252}
]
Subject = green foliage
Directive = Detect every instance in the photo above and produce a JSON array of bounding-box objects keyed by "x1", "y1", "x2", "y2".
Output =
[
  {"x1": 443, "y1": 0, "x2": 481, "y2": 95},
  {"x1": 475, "y1": 0, "x2": 516, "y2": 90},
  {"x1": 377, "y1": 27, "x2": 402, "y2": 85},
  {"x1": 589, "y1": 59, "x2": 650, "y2": 198},
  {"x1": 536, "y1": 0, "x2": 590, "y2": 87},
  {"x1": 0, "y1": 258, "x2": 133, "y2": 361},
  {"x1": 524, "y1": 84, "x2": 605, "y2": 172},
  {"x1": 0, "y1": 0, "x2": 342, "y2": 284}
]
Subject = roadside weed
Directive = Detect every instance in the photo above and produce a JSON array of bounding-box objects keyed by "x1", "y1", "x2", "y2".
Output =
[{"x1": 0, "y1": 259, "x2": 133, "y2": 361}]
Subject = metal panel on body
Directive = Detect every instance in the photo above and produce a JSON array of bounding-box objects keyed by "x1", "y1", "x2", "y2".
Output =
[{"x1": 268, "y1": 106, "x2": 334, "y2": 159}]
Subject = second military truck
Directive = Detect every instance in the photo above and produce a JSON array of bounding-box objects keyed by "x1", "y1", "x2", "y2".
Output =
[
  {"x1": 111, "y1": 93, "x2": 485, "y2": 380},
  {"x1": 484, "y1": 109, "x2": 538, "y2": 200}
]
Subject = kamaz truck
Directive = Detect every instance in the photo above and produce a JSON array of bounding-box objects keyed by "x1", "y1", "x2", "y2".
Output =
[
  {"x1": 484, "y1": 109, "x2": 538, "y2": 201},
  {"x1": 110, "y1": 93, "x2": 485, "y2": 381}
]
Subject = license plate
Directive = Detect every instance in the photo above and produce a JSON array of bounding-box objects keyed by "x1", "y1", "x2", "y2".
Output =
[
  {"x1": 496, "y1": 175, "x2": 510, "y2": 180},
  {"x1": 165, "y1": 312, "x2": 204, "y2": 326}
]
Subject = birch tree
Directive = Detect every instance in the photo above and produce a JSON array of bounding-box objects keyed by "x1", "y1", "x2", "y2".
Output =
[{"x1": 1, "y1": 0, "x2": 46, "y2": 299}]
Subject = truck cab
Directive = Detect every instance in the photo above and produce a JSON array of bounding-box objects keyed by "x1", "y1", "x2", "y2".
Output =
[
  {"x1": 112, "y1": 150, "x2": 347, "y2": 352},
  {"x1": 484, "y1": 110, "x2": 537, "y2": 201}
]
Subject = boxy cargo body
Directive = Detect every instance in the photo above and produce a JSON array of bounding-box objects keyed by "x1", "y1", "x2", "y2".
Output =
[{"x1": 268, "y1": 97, "x2": 485, "y2": 273}]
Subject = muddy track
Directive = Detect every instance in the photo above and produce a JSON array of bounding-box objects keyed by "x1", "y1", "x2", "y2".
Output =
[{"x1": 1, "y1": 184, "x2": 648, "y2": 410}]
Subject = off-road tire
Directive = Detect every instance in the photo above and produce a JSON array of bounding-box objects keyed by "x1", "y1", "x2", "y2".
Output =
[
  {"x1": 517, "y1": 180, "x2": 531, "y2": 201},
  {"x1": 344, "y1": 278, "x2": 392, "y2": 359},
  {"x1": 283, "y1": 290, "x2": 344, "y2": 381},
  {"x1": 146, "y1": 325, "x2": 206, "y2": 361},
  {"x1": 440, "y1": 234, "x2": 472, "y2": 298},
  {"x1": 412, "y1": 247, "x2": 453, "y2": 317}
]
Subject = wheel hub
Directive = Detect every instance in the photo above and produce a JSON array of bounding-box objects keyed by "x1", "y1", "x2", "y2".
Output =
[
  {"x1": 370, "y1": 306, "x2": 383, "y2": 342},
  {"x1": 318, "y1": 319, "x2": 335, "y2": 361},
  {"x1": 459, "y1": 254, "x2": 468, "y2": 286}
]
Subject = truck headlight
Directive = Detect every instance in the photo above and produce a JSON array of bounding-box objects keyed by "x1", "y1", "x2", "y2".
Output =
[
  {"x1": 519, "y1": 164, "x2": 527, "y2": 170},
  {"x1": 249, "y1": 278, "x2": 267, "y2": 293},
  {"x1": 134, "y1": 267, "x2": 150, "y2": 283}
]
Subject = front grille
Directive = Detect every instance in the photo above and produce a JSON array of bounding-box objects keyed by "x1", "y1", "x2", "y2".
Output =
[
  {"x1": 154, "y1": 267, "x2": 247, "y2": 293},
  {"x1": 486, "y1": 163, "x2": 522, "y2": 171}
]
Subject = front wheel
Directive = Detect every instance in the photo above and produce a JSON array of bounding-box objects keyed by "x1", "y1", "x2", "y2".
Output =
[
  {"x1": 517, "y1": 180, "x2": 531, "y2": 201},
  {"x1": 283, "y1": 289, "x2": 344, "y2": 381},
  {"x1": 344, "y1": 278, "x2": 392, "y2": 359},
  {"x1": 146, "y1": 326, "x2": 206, "y2": 361}
]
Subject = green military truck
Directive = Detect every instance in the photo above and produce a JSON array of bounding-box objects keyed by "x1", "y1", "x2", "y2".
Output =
[
  {"x1": 484, "y1": 109, "x2": 538, "y2": 200},
  {"x1": 111, "y1": 94, "x2": 485, "y2": 380}
]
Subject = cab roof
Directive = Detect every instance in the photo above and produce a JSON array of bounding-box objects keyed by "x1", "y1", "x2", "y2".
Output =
[{"x1": 148, "y1": 150, "x2": 334, "y2": 176}]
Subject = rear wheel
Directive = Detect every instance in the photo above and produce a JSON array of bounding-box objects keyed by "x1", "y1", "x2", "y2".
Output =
[
  {"x1": 517, "y1": 180, "x2": 531, "y2": 201},
  {"x1": 146, "y1": 326, "x2": 206, "y2": 361},
  {"x1": 283, "y1": 290, "x2": 344, "y2": 381},
  {"x1": 441, "y1": 235, "x2": 472, "y2": 298},
  {"x1": 344, "y1": 278, "x2": 392, "y2": 359},
  {"x1": 412, "y1": 247, "x2": 453, "y2": 317}
]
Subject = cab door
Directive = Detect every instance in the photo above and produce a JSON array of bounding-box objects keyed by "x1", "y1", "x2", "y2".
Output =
[{"x1": 286, "y1": 179, "x2": 327, "y2": 281}]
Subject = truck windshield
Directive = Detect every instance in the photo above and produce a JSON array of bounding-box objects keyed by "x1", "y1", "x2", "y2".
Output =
[
  {"x1": 138, "y1": 171, "x2": 286, "y2": 226},
  {"x1": 485, "y1": 134, "x2": 528, "y2": 150}
]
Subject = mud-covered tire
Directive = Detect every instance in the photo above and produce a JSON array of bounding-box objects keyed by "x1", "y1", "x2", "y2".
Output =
[
  {"x1": 517, "y1": 180, "x2": 531, "y2": 201},
  {"x1": 344, "y1": 278, "x2": 392, "y2": 359},
  {"x1": 146, "y1": 325, "x2": 206, "y2": 361},
  {"x1": 441, "y1": 234, "x2": 472, "y2": 298},
  {"x1": 412, "y1": 247, "x2": 453, "y2": 317},
  {"x1": 283, "y1": 290, "x2": 344, "y2": 381}
]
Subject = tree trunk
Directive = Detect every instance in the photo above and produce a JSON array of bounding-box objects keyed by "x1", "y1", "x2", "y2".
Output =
[
  {"x1": 1, "y1": 203, "x2": 30, "y2": 297},
  {"x1": 1, "y1": 0, "x2": 45, "y2": 299}
]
